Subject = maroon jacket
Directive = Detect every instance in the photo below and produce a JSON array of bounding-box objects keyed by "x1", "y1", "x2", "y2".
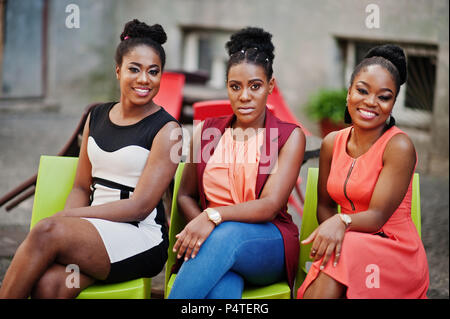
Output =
[{"x1": 196, "y1": 107, "x2": 300, "y2": 290}]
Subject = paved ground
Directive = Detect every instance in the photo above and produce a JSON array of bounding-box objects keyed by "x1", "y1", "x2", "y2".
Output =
[{"x1": 0, "y1": 111, "x2": 448, "y2": 298}]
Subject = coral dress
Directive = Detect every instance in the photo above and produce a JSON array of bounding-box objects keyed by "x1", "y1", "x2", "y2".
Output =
[{"x1": 297, "y1": 126, "x2": 429, "y2": 298}]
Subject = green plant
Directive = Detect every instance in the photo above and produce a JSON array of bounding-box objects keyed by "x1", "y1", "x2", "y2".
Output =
[{"x1": 305, "y1": 88, "x2": 347, "y2": 124}]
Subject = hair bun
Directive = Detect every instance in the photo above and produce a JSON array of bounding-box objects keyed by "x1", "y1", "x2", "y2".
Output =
[
  {"x1": 364, "y1": 44, "x2": 407, "y2": 85},
  {"x1": 120, "y1": 19, "x2": 167, "y2": 45},
  {"x1": 225, "y1": 27, "x2": 274, "y2": 62}
]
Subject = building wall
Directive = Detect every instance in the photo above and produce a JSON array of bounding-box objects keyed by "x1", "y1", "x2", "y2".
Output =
[
  {"x1": 114, "y1": 0, "x2": 449, "y2": 174},
  {"x1": 1, "y1": 0, "x2": 447, "y2": 174},
  {"x1": 45, "y1": 0, "x2": 120, "y2": 113}
]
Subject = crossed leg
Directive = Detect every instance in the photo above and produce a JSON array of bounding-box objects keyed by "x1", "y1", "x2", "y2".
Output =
[
  {"x1": 302, "y1": 271, "x2": 346, "y2": 299},
  {"x1": 30, "y1": 263, "x2": 95, "y2": 299},
  {"x1": 169, "y1": 221, "x2": 284, "y2": 299},
  {"x1": 0, "y1": 216, "x2": 110, "y2": 299}
]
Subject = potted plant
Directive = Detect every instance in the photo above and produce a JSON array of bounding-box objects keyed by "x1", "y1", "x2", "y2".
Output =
[{"x1": 305, "y1": 88, "x2": 349, "y2": 137}]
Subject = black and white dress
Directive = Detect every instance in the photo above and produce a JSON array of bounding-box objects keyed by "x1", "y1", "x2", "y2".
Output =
[{"x1": 84, "y1": 102, "x2": 177, "y2": 283}]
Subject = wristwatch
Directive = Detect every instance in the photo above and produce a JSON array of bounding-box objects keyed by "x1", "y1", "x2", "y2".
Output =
[
  {"x1": 339, "y1": 213, "x2": 352, "y2": 229},
  {"x1": 205, "y1": 208, "x2": 222, "y2": 226}
]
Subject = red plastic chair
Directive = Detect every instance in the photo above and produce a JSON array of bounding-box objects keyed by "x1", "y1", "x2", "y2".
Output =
[
  {"x1": 267, "y1": 81, "x2": 312, "y2": 137},
  {"x1": 192, "y1": 98, "x2": 305, "y2": 217},
  {"x1": 266, "y1": 81, "x2": 312, "y2": 214},
  {"x1": 193, "y1": 99, "x2": 234, "y2": 121},
  {"x1": 193, "y1": 81, "x2": 311, "y2": 135},
  {"x1": 154, "y1": 71, "x2": 186, "y2": 120}
]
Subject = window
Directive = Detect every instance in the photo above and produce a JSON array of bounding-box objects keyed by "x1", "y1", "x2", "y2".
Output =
[
  {"x1": 182, "y1": 27, "x2": 233, "y2": 88},
  {"x1": 0, "y1": 0, "x2": 46, "y2": 99},
  {"x1": 404, "y1": 54, "x2": 436, "y2": 112},
  {"x1": 339, "y1": 39, "x2": 437, "y2": 129}
]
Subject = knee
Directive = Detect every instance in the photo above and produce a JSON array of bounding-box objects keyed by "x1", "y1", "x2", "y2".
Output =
[
  {"x1": 28, "y1": 217, "x2": 65, "y2": 248},
  {"x1": 208, "y1": 222, "x2": 241, "y2": 245}
]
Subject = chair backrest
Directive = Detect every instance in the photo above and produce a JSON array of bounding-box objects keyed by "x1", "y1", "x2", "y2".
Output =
[
  {"x1": 267, "y1": 82, "x2": 311, "y2": 136},
  {"x1": 153, "y1": 71, "x2": 186, "y2": 120},
  {"x1": 30, "y1": 156, "x2": 79, "y2": 229},
  {"x1": 411, "y1": 173, "x2": 421, "y2": 237},
  {"x1": 193, "y1": 100, "x2": 234, "y2": 121},
  {"x1": 294, "y1": 167, "x2": 422, "y2": 297},
  {"x1": 192, "y1": 82, "x2": 312, "y2": 136},
  {"x1": 192, "y1": 99, "x2": 281, "y2": 122},
  {"x1": 164, "y1": 162, "x2": 186, "y2": 297},
  {"x1": 295, "y1": 167, "x2": 320, "y2": 294}
]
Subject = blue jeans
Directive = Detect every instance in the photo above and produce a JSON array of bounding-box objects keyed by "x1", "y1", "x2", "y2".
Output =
[{"x1": 168, "y1": 221, "x2": 285, "y2": 299}]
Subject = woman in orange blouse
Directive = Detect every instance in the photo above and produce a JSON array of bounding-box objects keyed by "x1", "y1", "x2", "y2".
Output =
[{"x1": 169, "y1": 27, "x2": 305, "y2": 298}]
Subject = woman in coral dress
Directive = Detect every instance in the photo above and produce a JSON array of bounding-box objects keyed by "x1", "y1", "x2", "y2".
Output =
[{"x1": 297, "y1": 44, "x2": 429, "y2": 299}]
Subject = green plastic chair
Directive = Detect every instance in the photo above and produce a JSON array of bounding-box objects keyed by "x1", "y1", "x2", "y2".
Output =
[
  {"x1": 293, "y1": 167, "x2": 320, "y2": 295},
  {"x1": 164, "y1": 162, "x2": 291, "y2": 299},
  {"x1": 294, "y1": 167, "x2": 422, "y2": 297},
  {"x1": 411, "y1": 173, "x2": 422, "y2": 237},
  {"x1": 30, "y1": 155, "x2": 151, "y2": 299}
]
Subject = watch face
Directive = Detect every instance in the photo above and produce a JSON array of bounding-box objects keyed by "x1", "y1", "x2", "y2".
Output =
[
  {"x1": 343, "y1": 214, "x2": 351, "y2": 224},
  {"x1": 210, "y1": 212, "x2": 219, "y2": 221},
  {"x1": 207, "y1": 208, "x2": 221, "y2": 224}
]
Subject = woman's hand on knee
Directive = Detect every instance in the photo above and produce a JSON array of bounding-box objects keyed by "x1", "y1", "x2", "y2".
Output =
[
  {"x1": 301, "y1": 214, "x2": 346, "y2": 269},
  {"x1": 173, "y1": 212, "x2": 215, "y2": 261}
]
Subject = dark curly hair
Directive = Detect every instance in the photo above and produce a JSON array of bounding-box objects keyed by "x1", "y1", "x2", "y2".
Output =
[
  {"x1": 115, "y1": 19, "x2": 167, "y2": 69},
  {"x1": 345, "y1": 44, "x2": 407, "y2": 126},
  {"x1": 225, "y1": 27, "x2": 275, "y2": 80}
]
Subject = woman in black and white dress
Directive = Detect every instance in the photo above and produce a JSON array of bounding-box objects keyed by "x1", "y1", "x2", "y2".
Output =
[{"x1": 0, "y1": 19, "x2": 182, "y2": 298}]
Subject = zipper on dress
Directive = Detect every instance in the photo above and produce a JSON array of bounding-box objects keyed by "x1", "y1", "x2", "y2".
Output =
[{"x1": 343, "y1": 159, "x2": 356, "y2": 211}]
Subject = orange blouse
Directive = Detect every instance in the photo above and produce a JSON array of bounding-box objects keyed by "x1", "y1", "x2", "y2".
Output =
[{"x1": 203, "y1": 128, "x2": 265, "y2": 208}]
